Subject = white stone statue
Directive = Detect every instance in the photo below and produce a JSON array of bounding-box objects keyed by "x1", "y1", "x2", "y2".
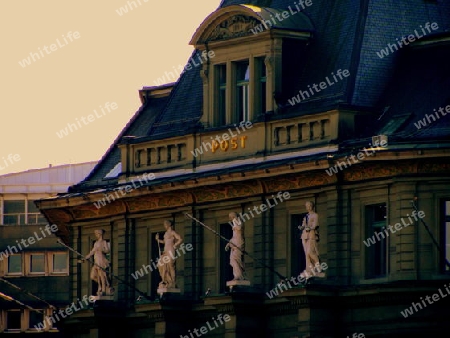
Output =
[
  {"x1": 298, "y1": 201, "x2": 323, "y2": 276},
  {"x1": 225, "y1": 212, "x2": 246, "y2": 281},
  {"x1": 85, "y1": 229, "x2": 110, "y2": 296},
  {"x1": 155, "y1": 220, "x2": 182, "y2": 289}
]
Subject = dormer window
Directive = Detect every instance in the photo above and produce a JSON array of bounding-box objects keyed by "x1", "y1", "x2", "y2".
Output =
[
  {"x1": 236, "y1": 61, "x2": 250, "y2": 122},
  {"x1": 217, "y1": 64, "x2": 227, "y2": 125},
  {"x1": 190, "y1": 5, "x2": 313, "y2": 128},
  {"x1": 256, "y1": 57, "x2": 267, "y2": 116},
  {"x1": 213, "y1": 58, "x2": 267, "y2": 126}
]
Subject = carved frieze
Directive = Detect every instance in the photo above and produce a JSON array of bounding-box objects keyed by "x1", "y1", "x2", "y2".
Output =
[
  {"x1": 70, "y1": 202, "x2": 126, "y2": 219},
  {"x1": 342, "y1": 162, "x2": 415, "y2": 181},
  {"x1": 194, "y1": 180, "x2": 263, "y2": 203},
  {"x1": 418, "y1": 161, "x2": 450, "y2": 174},
  {"x1": 208, "y1": 15, "x2": 260, "y2": 42},
  {"x1": 262, "y1": 173, "x2": 335, "y2": 193},
  {"x1": 126, "y1": 192, "x2": 193, "y2": 212}
]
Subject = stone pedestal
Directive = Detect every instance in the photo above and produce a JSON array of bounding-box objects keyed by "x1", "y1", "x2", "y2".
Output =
[
  {"x1": 299, "y1": 271, "x2": 326, "y2": 283},
  {"x1": 226, "y1": 279, "x2": 251, "y2": 291},
  {"x1": 157, "y1": 287, "x2": 181, "y2": 297},
  {"x1": 89, "y1": 286, "x2": 116, "y2": 302}
]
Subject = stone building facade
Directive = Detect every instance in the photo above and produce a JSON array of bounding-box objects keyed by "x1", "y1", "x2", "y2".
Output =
[{"x1": 36, "y1": 1, "x2": 450, "y2": 337}]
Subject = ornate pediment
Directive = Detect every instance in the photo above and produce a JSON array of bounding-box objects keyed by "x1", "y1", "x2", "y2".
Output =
[
  {"x1": 190, "y1": 5, "x2": 314, "y2": 47},
  {"x1": 206, "y1": 15, "x2": 261, "y2": 42}
]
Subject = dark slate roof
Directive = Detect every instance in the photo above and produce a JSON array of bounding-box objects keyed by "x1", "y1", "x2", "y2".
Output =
[
  {"x1": 146, "y1": 50, "x2": 205, "y2": 139},
  {"x1": 72, "y1": 0, "x2": 450, "y2": 192},
  {"x1": 72, "y1": 93, "x2": 170, "y2": 190},
  {"x1": 370, "y1": 41, "x2": 450, "y2": 142}
]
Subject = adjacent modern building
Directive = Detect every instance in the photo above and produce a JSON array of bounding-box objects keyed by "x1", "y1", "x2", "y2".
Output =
[
  {"x1": 36, "y1": 1, "x2": 450, "y2": 337},
  {"x1": 0, "y1": 162, "x2": 97, "y2": 336}
]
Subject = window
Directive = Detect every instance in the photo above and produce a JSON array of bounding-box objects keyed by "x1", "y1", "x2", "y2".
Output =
[
  {"x1": 219, "y1": 223, "x2": 233, "y2": 293},
  {"x1": 442, "y1": 199, "x2": 450, "y2": 272},
  {"x1": 7, "y1": 254, "x2": 22, "y2": 275},
  {"x1": 291, "y1": 214, "x2": 306, "y2": 276},
  {"x1": 256, "y1": 57, "x2": 267, "y2": 115},
  {"x1": 150, "y1": 232, "x2": 161, "y2": 298},
  {"x1": 212, "y1": 57, "x2": 268, "y2": 127},
  {"x1": 2, "y1": 252, "x2": 68, "y2": 277},
  {"x1": 217, "y1": 64, "x2": 227, "y2": 126},
  {"x1": 7, "y1": 310, "x2": 21, "y2": 330},
  {"x1": 3, "y1": 200, "x2": 25, "y2": 225},
  {"x1": 51, "y1": 252, "x2": 68, "y2": 274},
  {"x1": 365, "y1": 204, "x2": 387, "y2": 278},
  {"x1": 29, "y1": 253, "x2": 45, "y2": 274},
  {"x1": 27, "y1": 200, "x2": 46, "y2": 225},
  {"x1": 235, "y1": 61, "x2": 250, "y2": 122},
  {"x1": 28, "y1": 310, "x2": 44, "y2": 330}
]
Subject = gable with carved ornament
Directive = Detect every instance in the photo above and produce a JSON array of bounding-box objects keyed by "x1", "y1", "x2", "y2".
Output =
[{"x1": 208, "y1": 15, "x2": 261, "y2": 42}]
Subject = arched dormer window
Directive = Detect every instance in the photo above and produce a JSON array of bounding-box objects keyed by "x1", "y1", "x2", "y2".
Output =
[{"x1": 190, "y1": 5, "x2": 313, "y2": 128}]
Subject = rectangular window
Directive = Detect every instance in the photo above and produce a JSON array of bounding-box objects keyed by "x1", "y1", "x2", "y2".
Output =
[
  {"x1": 150, "y1": 232, "x2": 160, "y2": 298},
  {"x1": 365, "y1": 204, "x2": 387, "y2": 278},
  {"x1": 7, "y1": 310, "x2": 21, "y2": 330},
  {"x1": 256, "y1": 57, "x2": 267, "y2": 115},
  {"x1": 3, "y1": 200, "x2": 25, "y2": 225},
  {"x1": 29, "y1": 253, "x2": 45, "y2": 274},
  {"x1": 291, "y1": 214, "x2": 306, "y2": 276},
  {"x1": 51, "y1": 252, "x2": 68, "y2": 274},
  {"x1": 219, "y1": 223, "x2": 233, "y2": 293},
  {"x1": 212, "y1": 56, "x2": 268, "y2": 127},
  {"x1": 235, "y1": 61, "x2": 250, "y2": 123},
  {"x1": 29, "y1": 310, "x2": 44, "y2": 330},
  {"x1": 7, "y1": 254, "x2": 22, "y2": 275},
  {"x1": 146, "y1": 148, "x2": 152, "y2": 166},
  {"x1": 27, "y1": 200, "x2": 46, "y2": 225},
  {"x1": 217, "y1": 64, "x2": 227, "y2": 126},
  {"x1": 442, "y1": 199, "x2": 450, "y2": 272}
]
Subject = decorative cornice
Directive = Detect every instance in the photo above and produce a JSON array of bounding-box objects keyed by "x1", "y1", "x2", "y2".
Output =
[
  {"x1": 193, "y1": 180, "x2": 263, "y2": 204},
  {"x1": 38, "y1": 157, "x2": 450, "y2": 239},
  {"x1": 125, "y1": 191, "x2": 193, "y2": 212}
]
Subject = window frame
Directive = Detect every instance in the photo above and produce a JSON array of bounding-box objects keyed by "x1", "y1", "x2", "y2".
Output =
[
  {"x1": 441, "y1": 198, "x2": 450, "y2": 273},
  {"x1": 27, "y1": 253, "x2": 46, "y2": 276},
  {"x1": 2, "y1": 200, "x2": 26, "y2": 225},
  {"x1": 364, "y1": 203, "x2": 388, "y2": 279},
  {"x1": 234, "y1": 60, "x2": 250, "y2": 123},
  {"x1": 209, "y1": 54, "x2": 268, "y2": 128},
  {"x1": 2, "y1": 251, "x2": 68, "y2": 277},
  {"x1": 6, "y1": 309, "x2": 22, "y2": 331},
  {"x1": 49, "y1": 252, "x2": 69, "y2": 275},
  {"x1": 6, "y1": 254, "x2": 23, "y2": 276},
  {"x1": 27, "y1": 309, "x2": 45, "y2": 331}
]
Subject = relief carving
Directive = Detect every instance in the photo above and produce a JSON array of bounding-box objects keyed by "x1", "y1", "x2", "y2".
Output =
[{"x1": 208, "y1": 15, "x2": 260, "y2": 42}]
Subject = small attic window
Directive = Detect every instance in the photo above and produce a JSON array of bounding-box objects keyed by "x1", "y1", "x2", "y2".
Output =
[{"x1": 379, "y1": 114, "x2": 411, "y2": 135}]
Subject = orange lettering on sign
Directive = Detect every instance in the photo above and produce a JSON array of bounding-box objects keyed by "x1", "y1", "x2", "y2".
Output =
[
  {"x1": 240, "y1": 136, "x2": 247, "y2": 148},
  {"x1": 220, "y1": 140, "x2": 229, "y2": 151},
  {"x1": 211, "y1": 140, "x2": 220, "y2": 153}
]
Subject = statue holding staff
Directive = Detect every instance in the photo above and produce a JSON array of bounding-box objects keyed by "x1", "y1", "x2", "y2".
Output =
[
  {"x1": 84, "y1": 229, "x2": 111, "y2": 296},
  {"x1": 155, "y1": 220, "x2": 182, "y2": 289},
  {"x1": 225, "y1": 212, "x2": 246, "y2": 281},
  {"x1": 298, "y1": 201, "x2": 323, "y2": 276}
]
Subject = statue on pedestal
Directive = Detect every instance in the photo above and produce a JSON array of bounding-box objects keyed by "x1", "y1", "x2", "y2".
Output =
[
  {"x1": 225, "y1": 212, "x2": 247, "y2": 282},
  {"x1": 85, "y1": 229, "x2": 111, "y2": 296},
  {"x1": 155, "y1": 220, "x2": 182, "y2": 290},
  {"x1": 298, "y1": 201, "x2": 324, "y2": 277}
]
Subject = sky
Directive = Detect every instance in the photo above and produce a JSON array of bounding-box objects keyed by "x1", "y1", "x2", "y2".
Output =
[{"x1": 0, "y1": 0, "x2": 222, "y2": 176}]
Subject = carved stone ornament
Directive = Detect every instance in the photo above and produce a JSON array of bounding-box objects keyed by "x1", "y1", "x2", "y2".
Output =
[{"x1": 208, "y1": 15, "x2": 261, "y2": 42}]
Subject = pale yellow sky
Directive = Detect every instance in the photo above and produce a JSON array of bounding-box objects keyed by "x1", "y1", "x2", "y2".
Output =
[{"x1": 0, "y1": 0, "x2": 221, "y2": 175}]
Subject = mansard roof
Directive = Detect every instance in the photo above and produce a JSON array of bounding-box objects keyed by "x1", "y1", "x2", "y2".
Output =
[{"x1": 71, "y1": 0, "x2": 450, "y2": 192}]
